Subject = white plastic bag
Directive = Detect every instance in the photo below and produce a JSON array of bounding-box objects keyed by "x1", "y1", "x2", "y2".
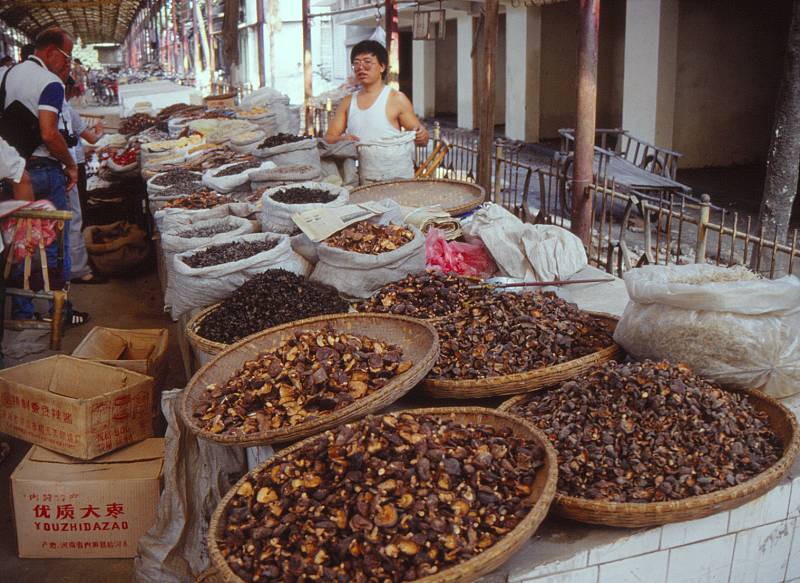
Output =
[
  {"x1": 613, "y1": 264, "x2": 800, "y2": 398},
  {"x1": 310, "y1": 225, "x2": 426, "y2": 298},
  {"x1": 357, "y1": 132, "x2": 415, "y2": 185},
  {"x1": 463, "y1": 203, "x2": 587, "y2": 281},
  {"x1": 170, "y1": 232, "x2": 311, "y2": 319},
  {"x1": 202, "y1": 161, "x2": 275, "y2": 193},
  {"x1": 255, "y1": 138, "x2": 321, "y2": 171},
  {"x1": 260, "y1": 181, "x2": 349, "y2": 235},
  {"x1": 161, "y1": 216, "x2": 256, "y2": 310}
]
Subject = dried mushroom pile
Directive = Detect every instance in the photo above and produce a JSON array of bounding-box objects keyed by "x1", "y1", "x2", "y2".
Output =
[
  {"x1": 509, "y1": 360, "x2": 782, "y2": 503},
  {"x1": 176, "y1": 223, "x2": 237, "y2": 239},
  {"x1": 183, "y1": 239, "x2": 278, "y2": 269},
  {"x1": 120, "y1": 113, "x2": 157, "y2": 134},
  {"x1": 325, "y1": 222, "x2": 415, "y2": 255},
  {"x1": 197, "y1": 270, "x2": 349, "y2": 345},
  {"x1": 163, "y1": 190, "x2": 231, "y2": 210},
  {"x1": 152, "y1": 169, "x2": 201, "y2": 188},
  {"x1": 357, "y1": 271, "x2": 484, "y2": 319},
  {"x1": 215, "y1": 161, "x2": 262, "y2": 177},
  {"x1": 218, "y1": 413, "x2": 544, "y2": 581},
  {"x1": 195, "y1": 327, "x2": 412, "y2": 435},
  {"x1": 430, "y1": 292, "x2": 613, "y2": 380},
  {"x1": 258, "y1": 133, "x2": 310, "y2": 149},
  {"x1": 270, "y1": 187, "x2": 338, "y2": 205}
]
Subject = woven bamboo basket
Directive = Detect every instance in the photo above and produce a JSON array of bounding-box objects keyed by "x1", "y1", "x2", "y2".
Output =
[
  {"x1": 180, "y1": 313, "x2": 439, "y2": 446},
  {"x1": 207, "y1": 406, "x2": 558, "y2": 583},
  {"x1": 195, "y1": 568, "x2": 223, "y2": 583},
  {"x1": 421, "y1": 315, "x2": 622, "y2": 399},
  {"x1": 500, "y1": 386, "x2": 800, "y2": 528},
  {"x1": 349, "y1": 179, "x2": 485, "y2": 216},
  {"x1": 185, "y1": 303, "x2": 227, "y2": 368}
]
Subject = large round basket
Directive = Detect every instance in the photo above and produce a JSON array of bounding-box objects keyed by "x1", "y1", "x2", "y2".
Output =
[
  {"x1": 195, "y1": 568, "x2": 223, "y2": 583},
  {"x1": 181, "y1": 313, "x2": 439, "y2": 446},
  {"x1": 500, "y1": 386, "x2": 800, "y2": 528},
  {"x1": 349, "y1": 179, "x2": 485, "y2": 216},
  {"x1": 185, "y1": 303, "x2": 228, "y2": 368},
  {"x1": 207, "y1": 406, "x2": 559, "y2": 583},
  {"x1": 421, "y1": 315, "x2": 621, "y2": 399}
]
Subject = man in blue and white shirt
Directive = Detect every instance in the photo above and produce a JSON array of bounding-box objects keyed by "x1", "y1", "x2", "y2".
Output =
[{"x1": 0, "y1": 27, "x2": 79, "y2": 321}]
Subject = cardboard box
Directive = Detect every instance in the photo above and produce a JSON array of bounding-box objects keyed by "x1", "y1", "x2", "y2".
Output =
[
  {"x1": 0, "y1": 355, "x2": 154, "y2": 459},
  {"x1": 71, "y1": 327, "x2": 169, "y2": 388},
  {"x1": 11, "y1": 438, "x2": 165, "y2": 559}
]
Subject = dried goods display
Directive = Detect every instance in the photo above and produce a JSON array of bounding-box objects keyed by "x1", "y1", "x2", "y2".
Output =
[
  {"x1": 175, "y1": 223, "x2": 238, "y2": 239},
  {"x1": 197, "y1": 270, "x2": 349, "y2": 344},
  {"x1": 130, "y1": 126, "x2": 170, "y2": 143},
  {"x1": 120, "y1": 113, "x2": 158, "y2": 134},
  {"x1": 152, "y1": 169, "x2": 202, "y2": 189},
  {"x1": 357, "y1": 271, "x2": 486, "y2": 319},
  {"x1": 216, "y1": 413, "x2": 544, "y2": 581},
  {"x1": 270, "y1": 186, "x2": 338, "y2": 205},
  {"x1": 214, "y1": 161, "x2": 262, "y2": 177},
  {"x1": 162, "y1": 190, "x2": 231, "y2": 210},
  {"x1": 157, "y1": 184, "x2": 205, "y2": 199},
  {"x1": 429, "y1": 292, "x2": 613, "y2": 380},
  {"x1": 257, "y1": 133, "x2": 310, "y2": 149},
  {"x1": 110, "y1": 147, "x2": 139, "y2": 167},
  {"x1": 183, "y1": 240, "x2": 279, "y2": 269},
  {"x1": 325, "y1": 222, "x2": 415, "y2": 255},
  {"x1": 508, "y1": 360, "x2": 782, "y2": 503},
  {"x1": 194, "y1": 327, "x2": 412, "y2": 435}
]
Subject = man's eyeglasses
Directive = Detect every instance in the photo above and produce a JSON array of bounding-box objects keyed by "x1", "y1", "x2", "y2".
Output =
[
  {"x1": 55, "y1": 47, "x2": 72, "y2": 61},
  {"x1": 352, "y1": 59, "x2": 377, "y2": 71}
]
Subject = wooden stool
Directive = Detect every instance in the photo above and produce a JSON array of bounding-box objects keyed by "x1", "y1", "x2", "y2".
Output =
[{"x1": 3, "y1": 208, "x2": 72, "y2": 350}]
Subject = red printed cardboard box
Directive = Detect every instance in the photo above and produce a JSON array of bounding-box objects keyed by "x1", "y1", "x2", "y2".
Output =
[
  {"x1": 0, "y1": 355, "x2": 153, "y2": 459},
  {"x1": 11, "y1": 438, "x2": 165, "y2": 559}
]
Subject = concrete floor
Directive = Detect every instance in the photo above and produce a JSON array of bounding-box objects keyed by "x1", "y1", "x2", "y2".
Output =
[{"x1": 0, "y1": 267, "x2": 186, "y2": 582}]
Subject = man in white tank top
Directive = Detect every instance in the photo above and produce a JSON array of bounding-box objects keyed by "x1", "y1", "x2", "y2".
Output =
[{"x1": 326, "y1": 40, "x2": 429, "y2": 147}]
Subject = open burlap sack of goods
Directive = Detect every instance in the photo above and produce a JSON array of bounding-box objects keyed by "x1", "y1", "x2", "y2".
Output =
[
  {"x1": 133, "y1": 389, "x2": 246, "y2": 583},
  {"x1": 169, "y1": 232, "x2": 311, "y2": 320},
  {"x1": 318, "y1": 139, "x2": 359, "y2": 187},
  {"x1": 153, "y1": 201, "x2": 256, "y2": 233},
  {"x1": 254, "y1": 136, "x2": 322, "y2": 173},
  {"x1": 229, "y1": 130, "x2": 266, "y2": 154},
  {"x1": 84, "y1": 221, "x2": 151, "y2": 276},
  {"x1": 202, "y1": 160, "x2": 276, "y2": 194},
  {"x1": 259, "y1": 181, "x2": 349, "y2": 235},
  {"x1": 249, "y1": 164, "x2": 322, "y2": 191},
  {"x1": 357, "y1": 131, "x2": 416, "y2": 185},
  {"x1": 161, "y1": 216, "x2": 257, "y2": 313}
]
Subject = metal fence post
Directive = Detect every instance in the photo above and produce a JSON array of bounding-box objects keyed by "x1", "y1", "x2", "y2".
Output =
[
  {"x1": 694, "y1": 193, "x2": 711, "y2": 263},
  {"x1": 493, "y1": 143, "x2": 503, "y2": 204}
]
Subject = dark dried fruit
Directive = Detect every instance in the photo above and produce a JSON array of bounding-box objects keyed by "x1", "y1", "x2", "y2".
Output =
[
  {"x1": 270, "y1": 186, "x2": 338, "y2": 205},
  {"x1": 214, "y1": 161, "x2": 262, "y2": 177},
  {"x1": 194, "y1": 326, "x2": 411, "y2": 435},
  {"x1": 257, "y1": 133, "x2": 311, "y2": 149},
  {"x1": 119, "y1": 112, "x2": 157, "y2": 134},
  {"x1": 151, "y1": 169, "x2": 201, "y2": 188},
  {"x1": 182, "y1": 239, "x2": 277, "y2": 268},
  {"x1": 325, "y1": 221, "x2": 415, "y2": 255},
  {"x1": 218, "y1": 413, "x2": 544, "y2": 581},
  {"x1": 197, "y1": 270, "x2": 349, "y2": 344},
  {"x1": 162, "y1": 190, "x2": 231, "y2": 210},
  {"x1": 175, "y1": 223, "x2": 237, "y2": 239},
  {"x1": 509, "y1": 360, "x2": 782, "y2": 503}
]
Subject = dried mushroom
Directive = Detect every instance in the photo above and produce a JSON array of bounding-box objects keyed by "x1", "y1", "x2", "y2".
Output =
[
  {"x1": 325, "y1": 222, "x2": 415, "y2": 255},
  {"x1": 218, "y1": 413, "x2": 545, "y2": 582},
  {"x1": 163, "y1": 190, "x2": 231, "y2": 210},
  {"x1": 429, "y1": 291, "x2": 613, "y2": 380},
  {"x1": 195, "y1": 326, "x2": 412, "y2": 436},
  {"x1": 183, "y1": 239, "x2": 278, "y2": 268},
  {"x1": 509, "y1": 360, "x2": 782, "y2": 503}
]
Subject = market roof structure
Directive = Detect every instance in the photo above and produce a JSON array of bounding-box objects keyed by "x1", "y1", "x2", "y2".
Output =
[{"x1": 0, "y1": 0, "x2": 143, "y2": 44}]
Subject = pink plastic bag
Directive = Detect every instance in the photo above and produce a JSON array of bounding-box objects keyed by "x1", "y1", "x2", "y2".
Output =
[
  {"x1": 425, "y1": 228, "x2": 496, "y2": 278},
  {"x1": 1, "y1": 200, "x2": 58, "y2": 262}
]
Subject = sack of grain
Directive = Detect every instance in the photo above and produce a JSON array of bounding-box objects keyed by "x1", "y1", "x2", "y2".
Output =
[{"x1": 614, "y1": 263, "x2": 800, "y2": 398}]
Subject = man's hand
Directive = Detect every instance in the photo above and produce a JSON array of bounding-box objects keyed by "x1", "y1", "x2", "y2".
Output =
[
  {"x1": 342, "y1": 133, "x2": 360, "y2": 142},
  {"x1": 65, "y1": 164, "x2": 78, "y2": 192},
  {"x1": 414, "y1": 125, "x2": 429, "y2": 146}
]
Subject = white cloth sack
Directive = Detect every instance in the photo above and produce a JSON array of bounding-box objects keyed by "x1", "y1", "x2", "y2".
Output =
[
  {"x1": 170, "y1": 232, "x2": 311, "y2": 319},
  {"x1": 463, "y1": 203, "x2": 587, "y2": 281},
  {"x1": 255, "y1": 138, "x2": 321, "y2": 172},
  {"x1": 147, "y1": 171, "x2": 202, "y2": 196},
  {"x1": 161, "y1": 215, "x2": 256, "y2": 311},
  {"x1": 154, "y1": 202, "x2": 256, "y2": 233},
  {"x1": 202, "y1": 161, "x2": 276, "y2": 194},
  {"x1": 357, "y1": 132, "x2": 415, "y2": 185},
  {"x1": 249, "y1": 164, "x2": 322, "y2": 191},
  {"x1": 310, "y1": 225, "x2": 426, "y2": 299},
  {"x1": 613, "y1": 264, "x2": 800, "y2": 398},
  {"x1": 260, "y1": 181, "x2": 349, "y2": 235}
]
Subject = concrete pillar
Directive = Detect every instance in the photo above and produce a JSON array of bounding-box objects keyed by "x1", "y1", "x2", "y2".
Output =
[
  {"x1": 412, "y1": 40, "x2": 436, "y2": 118},
  {"x1": 457, "y1": 14, "x2": 474, "y2": 129},
  {"x1": 505, "y1": 5, "x2": 542, "y2": 142},
  {"x1": 622, "y1": 0, "x2": 679, "y2": 147}
]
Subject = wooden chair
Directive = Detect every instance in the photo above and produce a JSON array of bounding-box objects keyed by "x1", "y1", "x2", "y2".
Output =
[{"x1": 3, "y1": 208, "x2": 72, "y2": 350}]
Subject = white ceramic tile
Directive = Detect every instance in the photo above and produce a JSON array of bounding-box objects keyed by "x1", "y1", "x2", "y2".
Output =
[
  {"x1": 666, "y1": 534, "x2": 735, "y2": 583},
  {"x1": 727, "y1": 483, "x2": 791, "y2": 533},
  {"x1": 785, "y1": 517, "x2": 800, "y2": 581},
  {"x1": 729, "y1": 518, "x2": 795, "y2": 583},
  {"x1": 598, "y1": 551, "x2": 668, "y2": 583},
  {"x1": 660, "y1": 511, "x2": 729, "y2": 549},
  {"x1": 516, "y1": 566, "x2": 599, "y2": 583},
  {"x1": 790, "y1": 474, "x2": 800, "y2": 519},
  {"x1": 588, "y1": 527, "x2": 662, "y2": 565},
  {"x1": 508, "y1": 549, "x2": 589, "y2": 581}
]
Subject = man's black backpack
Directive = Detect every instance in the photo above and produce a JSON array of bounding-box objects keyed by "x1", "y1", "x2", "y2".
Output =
[{"x1": 0, "y1": 63, "x2": 46, "y2": 159}]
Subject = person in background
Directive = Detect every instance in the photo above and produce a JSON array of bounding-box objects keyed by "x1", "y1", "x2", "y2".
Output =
[
  {"x1": 0, "y1": 27, "x2": 88, "y2": 325},
  {"x1": 325, "y1": 40, "x2": 428, "y2": 147},
  {"x1": 72, "y1": 58, "x2": 88, "y2": 106},
  {"x1": 0, "y1": 55, "x2": 12, "y2": 78},
  {"x1": 20, "y1": 44, "x2": 34, "y2": 61},
  {"x1": 63, "y1": 78, "x2": 106, "y2": 284}
]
